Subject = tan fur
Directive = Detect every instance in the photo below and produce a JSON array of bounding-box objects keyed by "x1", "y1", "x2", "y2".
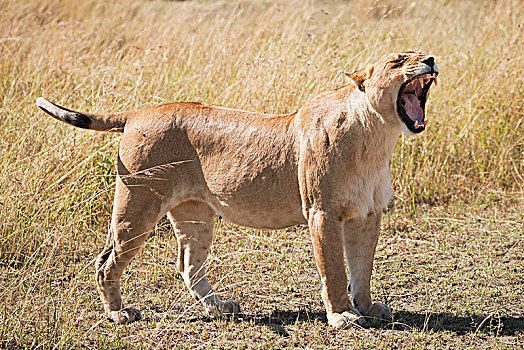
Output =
[{"x1": 36, "y1": 51, "x2": 439, "y2": 327}]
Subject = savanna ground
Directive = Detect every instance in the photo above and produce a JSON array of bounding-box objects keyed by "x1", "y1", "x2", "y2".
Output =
[{"x1": 1, "y1": 0, "x2": 523, "y2": 348}]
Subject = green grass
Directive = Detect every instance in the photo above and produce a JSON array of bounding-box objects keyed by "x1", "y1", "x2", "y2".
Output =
[{"x1": 0, "y1": 0, "x2": 523, "y2": 348}]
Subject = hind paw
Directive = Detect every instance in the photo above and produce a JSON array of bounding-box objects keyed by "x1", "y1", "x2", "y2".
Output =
[{"x1": 108, "y1": 307, "x2": 142, "y2": 324}]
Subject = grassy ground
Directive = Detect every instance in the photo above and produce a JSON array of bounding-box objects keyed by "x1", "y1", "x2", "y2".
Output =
[{"x1": 0, "y1": 0, "x2": 522, "y2": 348}]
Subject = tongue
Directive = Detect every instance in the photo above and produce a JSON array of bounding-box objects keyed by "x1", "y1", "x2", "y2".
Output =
[{"x1": 401, "y1": 93, "x2": 424, "y2": 122}]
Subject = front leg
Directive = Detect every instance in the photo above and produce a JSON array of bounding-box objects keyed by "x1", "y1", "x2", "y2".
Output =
[
  {"x1": 343, "y1": 213, "x2": 392, "y2": 321},
  {"x1": 308, "y1": 209, "x2": 364, "y2": 327}
]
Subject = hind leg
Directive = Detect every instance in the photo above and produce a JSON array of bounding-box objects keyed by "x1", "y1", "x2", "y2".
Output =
[
  {"x1": 168, "y1": 200, "x2": 240, "y2": 316},
  {"x1": 95, "y1": 176, "x2": 166, "y2": 324}
]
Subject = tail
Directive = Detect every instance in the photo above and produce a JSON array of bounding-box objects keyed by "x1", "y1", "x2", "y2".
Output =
[{"x1": 36, "y1": 97, "x2": 128, "y2": 132}]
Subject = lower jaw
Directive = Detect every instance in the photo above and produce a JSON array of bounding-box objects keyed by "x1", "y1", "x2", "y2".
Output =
[
  {"x1": 400, "y1": 119, "x2": 426, "y2": 134},
  {"x1": 405, "y1": 125, "x2": 425, "y2": 134}
]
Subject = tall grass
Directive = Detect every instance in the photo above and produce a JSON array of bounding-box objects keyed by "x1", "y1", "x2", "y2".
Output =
[{"x1": 0, "y1": 0, "x2": 522, "y2": 347}]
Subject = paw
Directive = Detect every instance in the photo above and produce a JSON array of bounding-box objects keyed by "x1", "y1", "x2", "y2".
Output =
[
  {"x1": 108, "y1": 307, "x2": 142, "y2": 324},
  {"x1": 365, "y1": 302, "x2": 392, "y2": 321},
  {"x1": 327, "y1": 310, "x2": 365, "y2": 328},
  {"x1": 204, "y1": 300, "x2": 241, "y2": 317},
  {"x1": 218, "y1": 300, "x2": 241, "y2": 315}
]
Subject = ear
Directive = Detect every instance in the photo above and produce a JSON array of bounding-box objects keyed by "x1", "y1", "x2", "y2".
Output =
[{"x1": 345, "y1": 64, "x2": 374, "y2": 92}]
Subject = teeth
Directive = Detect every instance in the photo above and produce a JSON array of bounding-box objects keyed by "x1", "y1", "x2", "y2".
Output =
[
  {"x1": 413, "y1": 120, "x2": 429, "y2": 129},
  {"x1": 406, "y1": 73, "x2": 437, "y2": 87}
]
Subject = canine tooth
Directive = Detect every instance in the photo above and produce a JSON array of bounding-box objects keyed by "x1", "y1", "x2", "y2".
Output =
[
  {"x1": 414, "y1": 120, "x2": 419, "y2": 128},
  {"x1": 433, "y1": 76, "x2": 438, "y2": 86}
]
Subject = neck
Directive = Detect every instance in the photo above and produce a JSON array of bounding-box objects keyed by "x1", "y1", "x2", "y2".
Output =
[{"x1": 347, "y1": 87, "x2": 402, "y2": 164}]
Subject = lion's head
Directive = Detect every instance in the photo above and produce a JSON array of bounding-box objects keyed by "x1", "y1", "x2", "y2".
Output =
[{"x1": 346, "y1": 51, "x2": 439, "y2": 134}]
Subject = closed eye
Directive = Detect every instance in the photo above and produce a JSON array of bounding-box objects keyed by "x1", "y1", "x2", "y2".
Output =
[{"x1": 390, "y1": 57, "x2": 407, "y2": 69}]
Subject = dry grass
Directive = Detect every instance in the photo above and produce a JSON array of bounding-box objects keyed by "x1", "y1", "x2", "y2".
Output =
[{"x1": 0, "y1": 0, "x2": 522, "y2": 348}]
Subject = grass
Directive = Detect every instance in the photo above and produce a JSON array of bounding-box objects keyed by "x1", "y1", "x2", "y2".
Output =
[{"x1": 0, "y1": 0, "x2": 522, "y2": 348}]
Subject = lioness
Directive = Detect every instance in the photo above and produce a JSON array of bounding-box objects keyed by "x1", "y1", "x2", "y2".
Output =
[{"x1": 36, "y1": 51, "x2": 438, "y2": 328}]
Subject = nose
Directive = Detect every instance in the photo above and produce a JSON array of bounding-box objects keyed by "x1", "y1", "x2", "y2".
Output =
[{"x1": 421, "y1": 56, "x2": 434, "y2": 67}]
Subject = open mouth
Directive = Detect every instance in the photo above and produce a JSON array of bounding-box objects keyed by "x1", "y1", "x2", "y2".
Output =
[{"x1": 397, "y1": 72, "x2": 438, "y2": 133}]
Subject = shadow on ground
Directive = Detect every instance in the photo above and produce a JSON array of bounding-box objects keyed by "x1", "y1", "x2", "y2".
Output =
[
  {"x1": 187, "y1": 309, "x2": 524, "y2": 337},
  {"x1": 186, "y1": 309, "x2": 325, "y2": 337},
  {"x1": 392, "y1": 310, "x2": 524, "y2": 336},
  {"x1": 241, "y1": 309, "x2": 327, "y2": 337}
]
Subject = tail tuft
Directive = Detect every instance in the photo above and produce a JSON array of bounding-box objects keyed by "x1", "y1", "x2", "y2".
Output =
[
  {"x1": 36, "y1": 97, "x2": 126, "y2": 132},
  {"x1": 36, "y1": 97, "x2": 92, "y2": 129}
]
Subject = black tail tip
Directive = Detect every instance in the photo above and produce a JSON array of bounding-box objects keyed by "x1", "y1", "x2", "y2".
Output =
[
  {"x1": 36, "y1": 97, "x2": 92, "y2": 129},
  {"x1": 63, "y1": 112, "x2": 92, "y2": 129}
]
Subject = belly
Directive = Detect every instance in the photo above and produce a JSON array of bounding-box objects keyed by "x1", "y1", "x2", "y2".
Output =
[
  {"x1": 212, "y1": 199, "x2": 306, "y2": 230},
  {"x1": 203, "y1": 166, "x2": 306, "y2": 229}
]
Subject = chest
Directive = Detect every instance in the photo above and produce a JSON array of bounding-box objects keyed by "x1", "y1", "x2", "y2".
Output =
[{"x1": 341, "y1": 163, "x2": 393, "y2": 220}]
